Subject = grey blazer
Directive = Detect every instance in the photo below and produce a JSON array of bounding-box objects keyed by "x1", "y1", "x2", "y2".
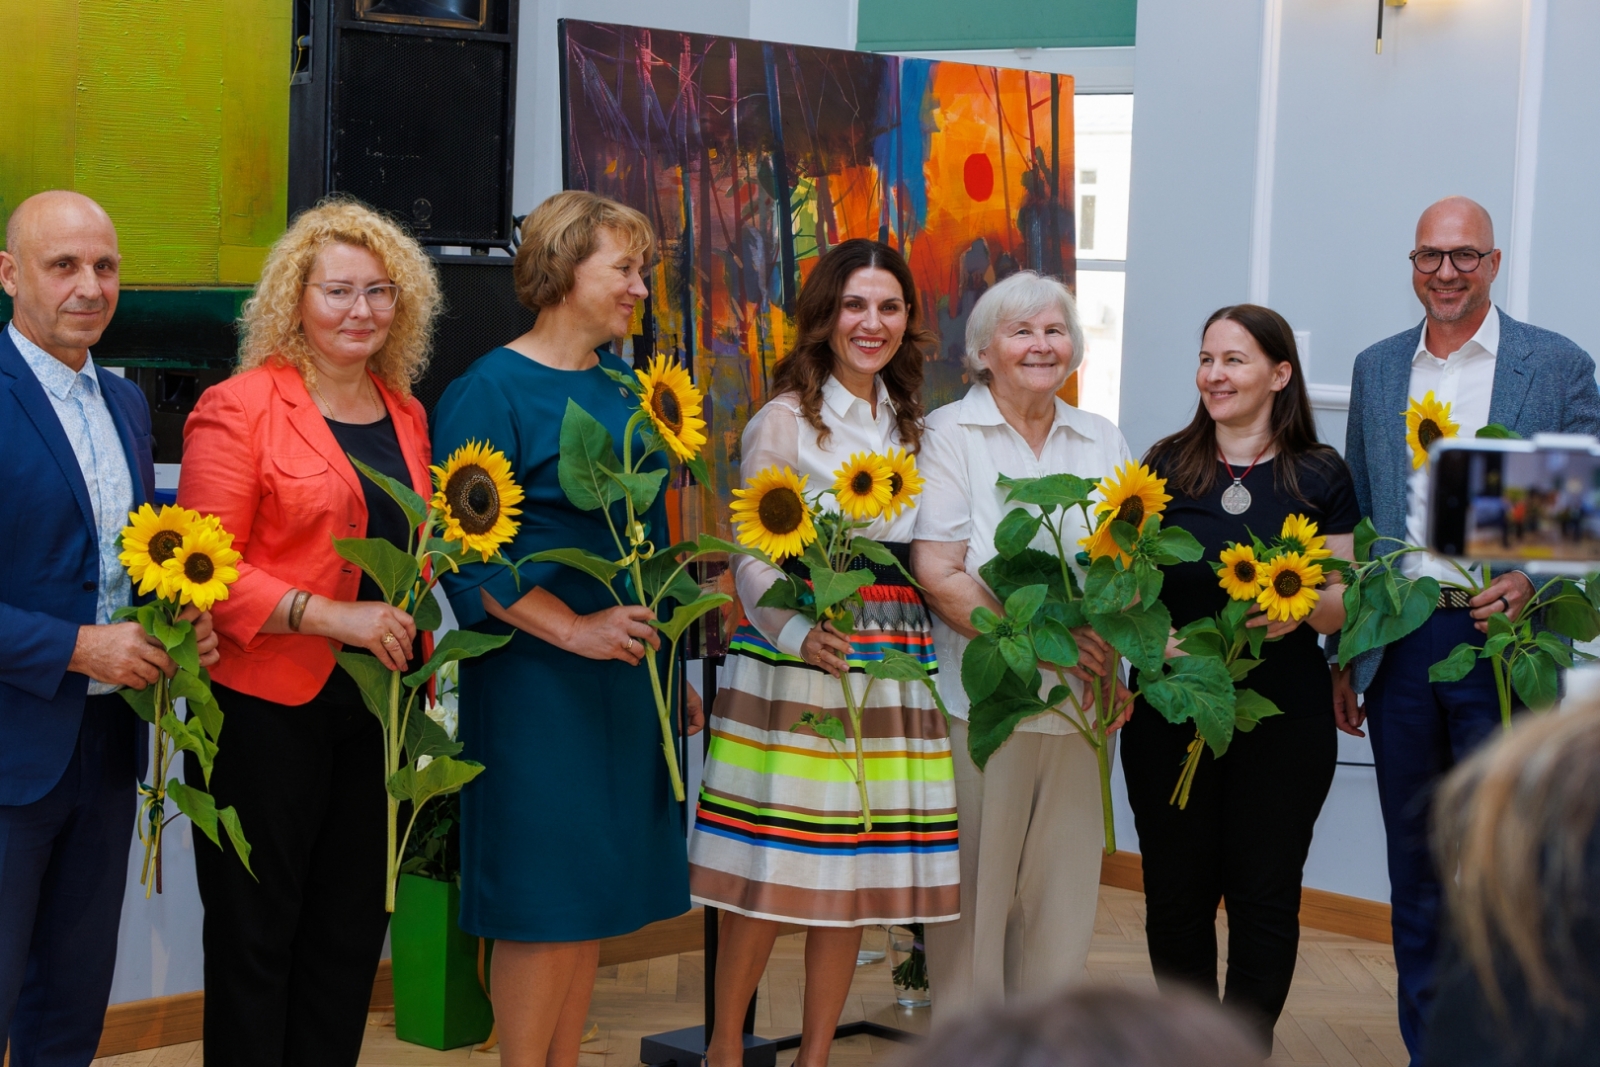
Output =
[{"x1": 1342, "y1": 307, "x2": 1600, "y2": 692}]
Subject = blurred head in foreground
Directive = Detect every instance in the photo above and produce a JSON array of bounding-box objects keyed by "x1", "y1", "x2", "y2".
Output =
[
  {"x1": 887, "y1": 986, "x2": 1263, "y2": 1067},
  {"x1": 1427, "y1": 695, "x2": 1600, "y2": 1065}
]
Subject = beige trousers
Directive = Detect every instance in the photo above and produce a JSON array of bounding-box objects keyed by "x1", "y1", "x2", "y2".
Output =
[{"x1": 923, "y1": 718, "x2": 1106, "y2": 1019}]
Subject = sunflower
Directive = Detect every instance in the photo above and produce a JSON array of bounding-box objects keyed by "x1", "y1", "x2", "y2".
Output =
[
  {"x1": 732, "y1": 466, "x2": 816, "y2": 560},
  {"x1": 1079, "y1": 461, "x2": 1173, "y2": 564},
  {"x1": 832, "y1": 452, "x2": 894, "y2": 521},
  {"x1": 1404, "y1": 391, "x2": 1459, "y2": 470},
  {"x1": 119, "y1": 503, "x2": 200, "y2": 597},
  {"x1": 1256, "y1": 552, "x2": 1323, "y2": 623},
  {"x1": 1279, "y1": 513, "x2": 1331, "y2": 560},
  {"x1": 636, "y1": 355, "x2": 707, "y2": 463},
  {"x1": 431, "y1": 441, "x2": 524, "y2": 562},
  {"x1": 160, "y1": 522, "x2": 241, "y2": 612},
  {"x1": 879, "y1": 448, "x2": 925, "y2": 520},
  {"x1": 1216, "y1": 544, "x2": 1267, "y2": 601}
]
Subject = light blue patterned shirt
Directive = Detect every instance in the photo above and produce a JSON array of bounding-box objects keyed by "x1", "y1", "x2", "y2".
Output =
[{"x1": 10, "y1": 323, "x2": 135, "y2": 694}]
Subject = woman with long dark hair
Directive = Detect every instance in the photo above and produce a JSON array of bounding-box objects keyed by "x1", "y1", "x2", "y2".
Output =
[
  {"x1": 687, "y1": 238, "x2": 959, "y2": 1067},
  {"x1": 1120, "y1": 305, "x2": 1358, "y2": 1050}
]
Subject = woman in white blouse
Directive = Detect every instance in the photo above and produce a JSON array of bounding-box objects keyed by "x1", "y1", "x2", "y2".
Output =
[
  {"x1": 688, "y1": 239, "x2": 959, "y2": 1067},
  {"x1": 912, "y1": 270, "x2": 1131, "y2": 1016}
]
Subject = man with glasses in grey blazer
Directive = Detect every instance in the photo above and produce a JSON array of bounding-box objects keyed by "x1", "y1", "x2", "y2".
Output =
[{"x1": 1334, "y1": 195, "x2": 1600, "y2": 1065}]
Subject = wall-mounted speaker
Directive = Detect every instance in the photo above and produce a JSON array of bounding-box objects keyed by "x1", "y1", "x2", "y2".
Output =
[
  {"x1": 412, "y1": 255, "x2": 535, "y2": 413},
  {"x1": 289, "y1": 0, "x2": 518, "y2": 248}
]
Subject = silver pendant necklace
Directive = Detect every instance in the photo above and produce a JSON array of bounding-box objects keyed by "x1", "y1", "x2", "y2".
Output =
[{"x1": 1218, "y1": 446, "x2": 1268, "y2": 515}]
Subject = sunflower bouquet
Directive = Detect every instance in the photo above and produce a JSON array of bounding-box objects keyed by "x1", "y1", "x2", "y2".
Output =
[
  {"x1": 1159, "y1": 513, "x2": 1332, "y2": 809},
  {"x1": 116, "y1": 504, "x2": 252, "y2": 896},
  {"x1": 331, "y1": 445, "x2": 524, "y2": 911},
  {"x1": 732, "y1": 450, "x2": 947, "y2": 832},
  {"x1": 529, "y1": 356, "x2": 754, "y2": 802},
  {"x1": 959, "y1": 462, "x2": 1247, "y2": 854}
]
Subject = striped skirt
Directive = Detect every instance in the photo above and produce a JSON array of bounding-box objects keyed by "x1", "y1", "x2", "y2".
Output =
[{"x1": 688, "y1": 573, "x2": 960, "y2": 926}]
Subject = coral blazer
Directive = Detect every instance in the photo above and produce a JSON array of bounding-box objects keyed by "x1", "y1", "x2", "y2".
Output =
[{"x1": 177, "y1": 360, "x2": 431, "y2": 705}]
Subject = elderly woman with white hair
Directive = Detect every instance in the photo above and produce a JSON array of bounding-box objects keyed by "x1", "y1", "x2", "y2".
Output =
[{"x1": 912, "y1": 271, "x2": 1132, "y2": 1015}]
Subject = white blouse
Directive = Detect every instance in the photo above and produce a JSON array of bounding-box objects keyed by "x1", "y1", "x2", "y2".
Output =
[
  {"x1": 914, "y1": 382, "x2": 1133, "y2": 733},
  {"x1": 735, "y1": 374, "x2": 919, "y2": 656}
]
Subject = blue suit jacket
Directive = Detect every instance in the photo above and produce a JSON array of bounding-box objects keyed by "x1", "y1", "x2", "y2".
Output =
[
  {"x1": 1342, "y1": 308, "x2": 1600, "y2": 691},
  {"x1": 0, "y1": 325, "x2": 155, "y2": 806}
]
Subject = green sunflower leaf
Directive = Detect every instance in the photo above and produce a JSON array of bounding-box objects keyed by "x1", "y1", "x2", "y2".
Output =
[
  {"x1": 404, "y1": 629, "x2": 514, "y2": 690},
  {"x1": 961, "y1": 632, "x2": 1009, "y2": 704},
  {"x1": 653, "y1": 593, "x2": 732, "y2": 644},
  {"x1": 1089, "y1": 600, "x2": 1172, "y2": 676},
  {"x1": 1353, "y1": 517, "x2": 1380, "y2": 564},
  {"x1": 1474, "y1": 423, "x2": 1521, "y2": 440},
  {"x1": 1544, "y1": 584, "x2": 1600, "y2": 642},
  {"x1": 1534, "y1": 631, "x2": 1576, "y2": 669},
  {"x1": 1031, "y1": 614, "x2": 1080, "y2": 669},
  {"x1": 1003, "y1": 584, "x2": 1049, "y2": 627},
  {"x1": 120, "y1": 683, "x2": 159, "y2": 724},
  {"x1": 1141, "y1": 654, "x2": 1236, "y2": 757},
  {"x1": 994, "y1": 508, "x2": 1044, "y2": 560},
  {"x1": 603, "y1": 466, "x2": 669, "y2": 513},
  {"x1": 967, "y1": 673, "x2": 1050, "y2": 770},
  {"x1": 792, "y1": 710, "x2": 848, "y2": 743},
  {"x1": 1511, "y1": 648, "x2": 1559, "y2": 710},
  {"x1": 526, "y1": 547, "x2": 624, "y2": 587},
  {"x1": 556, "y1": 400, "x2": 625, "y2": 512},
  {"x1": 1232, "y1": 688, "x2": 1282, "y2": 731},
  {"x1": 333, "y1": 536, "x2": 420, "y2": 606},
  {"x1": 998, "y1": 472, "x2": 1095, "y2": 509},
  {"x1": 1429, "y1": 642, "x2": 1480, "y2": 683},
  {"x1": 336, "y1": 650, "x2": 397, "y2": 725},
  {"x1": 411, "y1": 587, "x2": 444, "y2": 632},
  {"x1": 347, "y1": 454, "x2": 428, "y2": 533}
]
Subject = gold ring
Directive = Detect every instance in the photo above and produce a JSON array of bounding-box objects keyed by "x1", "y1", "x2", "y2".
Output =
[
  {"x1": 383, "y1": 633, "x2": 397, "y2": 646},
  {"x1": 623, "y1": 638, "x2": 634, "y2": 652}
]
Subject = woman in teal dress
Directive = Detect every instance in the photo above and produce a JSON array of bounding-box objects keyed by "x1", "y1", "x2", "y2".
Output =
[{"x1": 432, "y1": 191, "x2": 698, "y2": 1067}]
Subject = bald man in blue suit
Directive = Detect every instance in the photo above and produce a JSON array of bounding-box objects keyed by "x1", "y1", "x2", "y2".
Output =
[
  {"x1": 1334, "y1": 197, "x2": 1600, "y2": 1065},
  {"x1": 0, "y1": 192, "x2": 218, "y2": 1067}
]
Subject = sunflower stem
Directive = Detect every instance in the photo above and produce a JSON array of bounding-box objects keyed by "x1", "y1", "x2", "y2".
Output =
[
  {"x1": 1097, "y1": 674, "x2": 1116, "y2": 854},
  {"x1": 838, "y1": 667, "x2": 873, "y2": 833},
  {"x1": 385, "y1": 666, "x2": 401, "y2": 913}
]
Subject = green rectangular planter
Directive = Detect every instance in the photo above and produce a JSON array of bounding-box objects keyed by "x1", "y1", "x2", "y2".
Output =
[{"x1": 391, "y1": 873, "x2": 495, "y2": 1050}]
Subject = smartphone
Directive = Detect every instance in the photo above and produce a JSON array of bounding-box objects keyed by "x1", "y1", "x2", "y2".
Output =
[{"x1": 1430, "y1": 435, "x2": 1600, "y2": 565}]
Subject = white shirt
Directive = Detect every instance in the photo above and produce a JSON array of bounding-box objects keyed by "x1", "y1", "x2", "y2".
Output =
[
  {"x1": 735, "y1": 375, "x2": 919, "y2": 656},
  {"x1": 914, "y1": 382, "x2": 1133, "y2": 733},
  {"x1": 1403, "y1": 305, "x2": 1499, "y2": 581},
  {"x1": 10, "y1": 323, "x2": 136, "y2": 695}
]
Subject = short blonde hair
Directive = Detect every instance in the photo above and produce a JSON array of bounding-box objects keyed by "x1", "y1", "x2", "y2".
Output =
[
  {"x1": 512, "y1": 191, "x2": 655, "y2": 311},
  {"x1": 964, "y1": 271, "x2": 1085, "y2": 385},
  {"x1": 238, "y1": 198, "x2": 441, "y2": 397}
]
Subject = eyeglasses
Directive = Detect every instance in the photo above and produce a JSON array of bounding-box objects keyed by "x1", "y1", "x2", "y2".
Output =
[
  {"x1": 305, "y1": 282, "x2": 401, "y2": 310},
  {"x1": 1409, "y1": 248, "x2": 1493, "y2": 275}
]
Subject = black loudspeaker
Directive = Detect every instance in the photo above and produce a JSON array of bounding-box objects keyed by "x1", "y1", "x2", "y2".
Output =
[
  {"x1": 413, "y1": 255, "x2": 535, "y2": 413},
  {"x1": 289, "y1": 0, "x2": 518, "y2": 247}
]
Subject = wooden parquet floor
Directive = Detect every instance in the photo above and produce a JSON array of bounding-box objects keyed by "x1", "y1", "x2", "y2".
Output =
[{"x1": 93, "y1": 886, "x2": 1403, "y2": 1067}]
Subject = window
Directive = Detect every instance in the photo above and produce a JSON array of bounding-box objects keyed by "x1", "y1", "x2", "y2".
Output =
[{"x1": 1073, "y1": 93, "x2": 1131, "y2": 423}]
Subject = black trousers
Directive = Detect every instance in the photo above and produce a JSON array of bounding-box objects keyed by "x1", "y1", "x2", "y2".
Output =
[
  {"x1": 0, "y1": 695, "x2": 133, "y2": 1067},
  {"x1": 186, "y1": 671, "x2": 389, "y2": 1067},
  {"x1": 1120, "y1": 702, "x2": 1336, "y2": 1047}
]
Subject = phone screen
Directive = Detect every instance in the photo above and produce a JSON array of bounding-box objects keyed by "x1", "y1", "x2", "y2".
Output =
[{"x1": 1433, "y1": 445, "x2": 1600, "y2": 560}]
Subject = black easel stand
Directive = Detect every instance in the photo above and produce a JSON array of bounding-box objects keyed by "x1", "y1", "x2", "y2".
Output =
[{"x1": 640, "y1": 653, "x2": 915, "y2": 1066}]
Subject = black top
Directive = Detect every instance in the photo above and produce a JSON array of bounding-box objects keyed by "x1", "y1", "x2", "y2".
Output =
[
  {"x1": 325, "y1": 414, "x2": 412, "y2": 605},
  {"x1": 1137, "y1": 451, "x2": 1361, "y2": 717}
]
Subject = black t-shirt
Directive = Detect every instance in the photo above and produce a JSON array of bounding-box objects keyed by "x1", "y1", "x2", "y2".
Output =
[
  {"x1": 325, "y1": 414, "x2": 412, "y2": 605},
  {"x1": 1139, "y1": 450, "x2": 1361, "y2": 719}
]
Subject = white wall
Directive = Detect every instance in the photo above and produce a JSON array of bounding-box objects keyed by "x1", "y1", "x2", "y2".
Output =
[{"x1": 1118, "y1": 0, "x2": 1600, "y2": 905}]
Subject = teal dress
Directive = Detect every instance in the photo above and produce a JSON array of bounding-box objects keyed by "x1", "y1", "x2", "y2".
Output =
[{"x1": 432, "y1": 347, "x2": 689, "y2": 941}]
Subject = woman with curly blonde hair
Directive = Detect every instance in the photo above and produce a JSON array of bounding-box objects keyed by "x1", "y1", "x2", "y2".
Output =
[{"x1": 176, "y1": 197, "x2": 440, "y2": 1066}]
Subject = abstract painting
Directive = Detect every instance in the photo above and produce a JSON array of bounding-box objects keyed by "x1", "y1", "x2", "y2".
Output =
[{"x1": 560, "y1": 20, "x2": 1075, "y2": 534}]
